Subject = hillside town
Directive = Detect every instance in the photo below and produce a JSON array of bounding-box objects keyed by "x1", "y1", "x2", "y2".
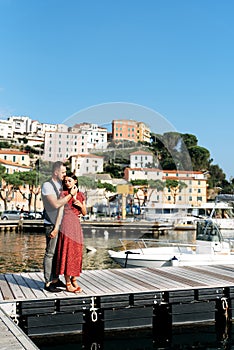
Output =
[{"x1": 0, "y1": 115, "x2": 208, "y2": 218}]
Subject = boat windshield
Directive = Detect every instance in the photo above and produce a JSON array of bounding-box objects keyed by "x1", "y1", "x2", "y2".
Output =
[{"x1": 196, "y1": 220, "x2": 223, "y2": 242}]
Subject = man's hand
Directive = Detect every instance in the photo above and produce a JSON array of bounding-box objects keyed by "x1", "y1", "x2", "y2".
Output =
[{"x1": 49, "y1": 227, "x2": 59, "y2": 238}]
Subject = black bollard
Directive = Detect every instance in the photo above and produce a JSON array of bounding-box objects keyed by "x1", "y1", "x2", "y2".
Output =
[
  {"x1": 152, "y1": 301, "x2": 172, "y2": 346},
  {"x1": 215, "y1": 294, "x2": 232, "y2": 343},
  {"x1": 82, "y1": 296, "x2": 104, "y2": 350}
]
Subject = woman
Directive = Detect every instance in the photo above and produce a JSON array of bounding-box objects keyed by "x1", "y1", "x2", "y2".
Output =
[{"x1": 50, "y1": 173, "x2": 86, "y2": 293}]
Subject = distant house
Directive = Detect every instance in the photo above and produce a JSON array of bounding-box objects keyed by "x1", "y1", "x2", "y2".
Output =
[
  {"x1": 69, "y1": 153, "x2": 104, "y2": 176},
  {"x1": 130, "y1": 150, "x2": 157, "y2": 168},
  {"x1": 0, "y1": 149, "x2": 30, "y2": 167},
  {"x1": 0, "y1": 158, "x2": 31, "y2": 174}
]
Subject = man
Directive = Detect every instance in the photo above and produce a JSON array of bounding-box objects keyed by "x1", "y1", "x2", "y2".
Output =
[{"x1": 41, "y1": 161, "x2": 77, "y2": 292}]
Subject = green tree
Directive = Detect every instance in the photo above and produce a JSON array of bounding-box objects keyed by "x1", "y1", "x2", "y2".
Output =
[
  {"x1": 104, "y1": 162, "x2": 124, "y2": 178},
  {"x1": 0, "y1": 172, "x2": 23, "y2": 210},
  {"x1": 189, "y1": 146, "x2": 210, "y2": 171},
  {"x1": 18, "y1": 171, "x2": 41, "y2": 211},
  {"x1": 165, "y1": 179, "x2": 187, "y2": 204},
  {"x1": 147, "y1": 179, "x2": 165, "y2": 203}
]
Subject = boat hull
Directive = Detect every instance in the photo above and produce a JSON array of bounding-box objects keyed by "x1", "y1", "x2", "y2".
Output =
[{"x1": 108, "y1": 247, "x2": 234, "y2": 268}]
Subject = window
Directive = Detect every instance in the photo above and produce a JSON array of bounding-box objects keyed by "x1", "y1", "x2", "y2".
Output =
[
  {"x1": 197, "y1": 196, "x2": 202, "y2": 201},
  {"x1": 189, "y1": 196, "x2": 192, "y2": 201},
  {"x1": 198, "y1": 189, "x2": 201, "y2": 193},
  {"x1": 178, "y1": 196, "x2": 182, "y2": 201}
]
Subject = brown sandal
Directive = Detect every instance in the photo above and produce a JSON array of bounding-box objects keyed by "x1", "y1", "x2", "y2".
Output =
[{"x1": 71, "y1": 278, "x2": 82, "y2": 293}]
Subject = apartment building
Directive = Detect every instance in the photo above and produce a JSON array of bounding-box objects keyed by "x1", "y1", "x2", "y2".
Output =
[
  {"x1": 124, "y1": 163, "x2": 207, "y2": 206},
  {"x1": 43, "y1": 131, "x2": 89, "y2": 162},
  {"x1": 136, "y1": 121, "x2": 151, "y2": 143},
  {"x1": 69, "y1": 153, "x2": 104, "y2": 176},
  {"x1": 70, "y1": 123, "x2": 108, "y2": 150},
  {"x1": 163, "y1": 170, "x2": 207, "y2": 206},
  {"x1": 0, "y1": 119, "x2": 13, "y2": 139},
  {"x1": 112, "y1": 119, "x2": 151, "y2": 143}
]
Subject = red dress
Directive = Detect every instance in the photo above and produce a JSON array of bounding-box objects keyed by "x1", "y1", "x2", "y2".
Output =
[{"x1": 56, "y1": 191, "x2": 85, "y2": 276}]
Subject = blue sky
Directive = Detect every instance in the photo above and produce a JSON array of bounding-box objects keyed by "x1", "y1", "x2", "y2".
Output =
[{"x1": 0, "y1": 0, "x2": 233, "y2": 179}]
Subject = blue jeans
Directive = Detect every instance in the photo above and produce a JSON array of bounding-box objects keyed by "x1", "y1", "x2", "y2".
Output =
[{"x1": 43, "y1": 225, "x2": 59, "y2": 284}]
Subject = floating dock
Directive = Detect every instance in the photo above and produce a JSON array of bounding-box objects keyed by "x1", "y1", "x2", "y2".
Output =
[{"x1": 0, "y1": 265, "x2": 234, "y2": 342}]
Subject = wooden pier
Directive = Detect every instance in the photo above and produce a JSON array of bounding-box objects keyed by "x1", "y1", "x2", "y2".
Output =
[{"x1": 0, "y1": 265, "x2": 234, "y2": 340}]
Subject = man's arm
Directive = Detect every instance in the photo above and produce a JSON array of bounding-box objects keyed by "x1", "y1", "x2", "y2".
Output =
[{"x1": 45, "y1": 186, "x2": 78, "y2": 209}]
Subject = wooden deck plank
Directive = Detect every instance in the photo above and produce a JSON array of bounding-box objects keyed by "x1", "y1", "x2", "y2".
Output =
[
  {"x1": 113, "y1": 267, "x2": 183, "y2": 290},
  {"x1": 4, "y1": 274, "x2": 26, "y2": 300},
  {"x1": 147, "y1": 267, "x2": 209, "y2": 288},
  {"x1": 20, "y1": 272, "x2": 50, "y2": 298},
  {"x1": 0, "y1": 274, "x2": 14, "y2": 300},
  {"x1": 79, "y1": 270, "x2": 120, "y2": 294},
  {"x1": 0, "y1": 308, "x2": 39, "y2": 349},
  {"x1": 11, "y1": 274, "x2": 36, "y2": 300},
  {"x1": 171, "y1": 266, "x2": 234, "y2": 288},
  {"x1": 93, "y1": 268, "x2": 150, "y2": 293},
  {"x1": 108, "y1": 268, "x2": 158, "y2": 291},
  {"x1": 84, "y1": 269, "x2": 128, "y2": 294},
  {"x1": 94, "y1": 269, "x2": 151, "y2": 291}
]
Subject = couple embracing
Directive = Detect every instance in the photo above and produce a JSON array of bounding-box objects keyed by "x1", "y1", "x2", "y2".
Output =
[{"x1": 41, "y1": 161, "x2": 86, "y2": 293}]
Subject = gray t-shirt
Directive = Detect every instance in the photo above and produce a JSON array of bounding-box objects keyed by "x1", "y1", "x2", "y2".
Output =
[{"x1": 41, "y1": 180, "x2": 62, "y2": 224}]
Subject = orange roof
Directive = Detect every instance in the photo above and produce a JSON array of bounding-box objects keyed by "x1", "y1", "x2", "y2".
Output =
[
  {"x1": 70, "y1": 153, "x2": 104, "y2": 159},
  {"x1": 130, "y1": 150, "x2": 153, "y2": 156},
  {"x1": 163, "y1": 176, "x2": 206, "y2": 181},
  {"x1": 0, "y1": 149, "x2": 29, "y2": 155},
  {"x1": 0, "y1": 158, "x2": 31, "y2": 169},
  {"x1": 162, "y1": 169, "x2": 203, "y2": 175}
]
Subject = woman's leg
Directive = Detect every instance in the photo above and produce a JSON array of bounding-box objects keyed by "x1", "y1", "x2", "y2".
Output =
[
  {"x1": 65, "y1": 275, "x2": 77, "y2": 292},
  {"x1": 71, "y1": 276, "x2": 82, "y2": 292}
]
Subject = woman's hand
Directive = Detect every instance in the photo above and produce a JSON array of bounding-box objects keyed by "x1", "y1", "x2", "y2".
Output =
[
  {"x1": 49, "y1": 227, "x2": 59, "y2": 238},
  {"x1": 73, "y1": 199, "x2": 82, "y2": 207},
  {"x1": 73, "y1": 199, "x2": 87, "y2": 216}
]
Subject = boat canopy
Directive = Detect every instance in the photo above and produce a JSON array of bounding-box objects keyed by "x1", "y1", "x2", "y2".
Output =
[{"x1": 216, "y1": 194, "x2": 234, "y2": 202}]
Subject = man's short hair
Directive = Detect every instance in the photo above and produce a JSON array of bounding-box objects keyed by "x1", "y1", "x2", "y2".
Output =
[{"x1": 52, "y1": 161, "x2": 66, "y2": 174}]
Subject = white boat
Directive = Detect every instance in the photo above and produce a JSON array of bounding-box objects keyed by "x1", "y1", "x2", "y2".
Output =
[{"x1": 108, "y1": 220, "x2": 234, "y2": 268}]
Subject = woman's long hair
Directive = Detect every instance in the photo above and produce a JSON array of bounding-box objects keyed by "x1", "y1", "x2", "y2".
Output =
[{"x1": 63, "y1": 171, "x2": 78, "y2": 190}]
